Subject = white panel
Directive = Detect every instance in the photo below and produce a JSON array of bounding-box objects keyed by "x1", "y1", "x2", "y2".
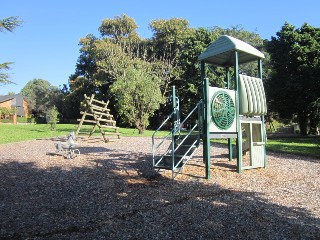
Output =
[{"x1": 209, "y1": 87, "x2": 237, "y2": 133}]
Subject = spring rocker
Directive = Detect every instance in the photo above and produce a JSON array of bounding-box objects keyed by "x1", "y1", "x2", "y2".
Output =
[
  {"x1": 54, "y1": 132, "x2": 80, "y2": 159},
  {"x1": 152, "y1": 35, "x2": 267, "y2": 179}
]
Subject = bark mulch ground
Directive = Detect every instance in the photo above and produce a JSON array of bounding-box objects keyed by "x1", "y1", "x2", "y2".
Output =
[{"x1": 0, "y1": 136, "x2": 319, "y2": 239}]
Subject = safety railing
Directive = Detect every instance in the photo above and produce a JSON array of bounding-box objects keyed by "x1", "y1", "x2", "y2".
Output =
[
  {"x1": 152, "y1": 111, "x2": 176, "y2": 168},
  {"x1": 152, "y1": 100, "x2": 203, "y2": 177}
]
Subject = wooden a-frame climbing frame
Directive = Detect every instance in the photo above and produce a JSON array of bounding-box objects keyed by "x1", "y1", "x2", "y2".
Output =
[{"x1": 75, "y1": 94, "x2": 120, "y2": 142}]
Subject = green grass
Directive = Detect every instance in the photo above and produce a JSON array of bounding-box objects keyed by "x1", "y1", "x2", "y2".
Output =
[
  {"x1": 0, "y1": 124, "x2": 169, "y2": 144},
  {"x1": 266, "y1": 137, "x2": 320, "y2": 158},
  {"x1": 213, "y1": 137, "x2": 320, "y2": 158},
  {"x1": 1, "y1": 124, "x2": 319, "y2": 158}
]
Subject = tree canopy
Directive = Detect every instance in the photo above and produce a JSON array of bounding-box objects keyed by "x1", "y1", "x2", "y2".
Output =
[
  {"x1": 65, "y1": 15, "x2": 319, "y2": 135},
  {"x1": 67, "y1": 15, "x2": 268, "y2": 132},
  {"x1": 267, "y1": 22, "x2": 320, "y2": 134},
  {"x1": 20, "y1": 79, "x2": 62, "y2": 116}
]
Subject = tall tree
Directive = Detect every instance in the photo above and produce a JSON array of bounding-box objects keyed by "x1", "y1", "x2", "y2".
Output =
[
  {"x1": 0, "y1": 16, "x2": 23, "y2": 85},
  {"x1": 267, "y1": 22, "x2": 320, "y2": 135},
  {"x1": 70, "y1": 15, "x2": 268, "y2": 130},
  {"x1": 20, "y1": 79, "x2": 62, "y2": 116},
  {"x1": 110, "y1": 63, "x2": 164, "y2": 134}
]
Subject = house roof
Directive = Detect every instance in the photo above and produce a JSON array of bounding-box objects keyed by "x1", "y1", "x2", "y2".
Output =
[
  {"x1": 198, "y1": 35, "x2": 265, "y2": 66},
  {"x1": 0, "y1": 94, "x2": 27, "y2": 116}
]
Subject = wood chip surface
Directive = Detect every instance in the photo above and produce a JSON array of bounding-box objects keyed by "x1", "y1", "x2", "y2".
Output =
[{"x1": 0, "y1": 136, "x2": 319, "y2": 239}]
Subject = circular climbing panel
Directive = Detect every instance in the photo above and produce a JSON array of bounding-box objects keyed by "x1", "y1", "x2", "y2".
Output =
[{"x1": 211, "y1": 90, "x2": 236, "y2": 130}]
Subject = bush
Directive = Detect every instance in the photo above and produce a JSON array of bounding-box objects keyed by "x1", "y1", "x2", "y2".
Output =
[{"x1": 46, "y1": 106, "x2": 59, "y2": 131}]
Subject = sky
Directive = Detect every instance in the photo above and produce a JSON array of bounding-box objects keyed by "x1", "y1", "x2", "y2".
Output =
[{"x1": 1, "y1": 0, "x2": 319, "y2": 95}]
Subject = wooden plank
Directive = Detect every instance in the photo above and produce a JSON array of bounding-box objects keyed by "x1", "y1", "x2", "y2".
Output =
[
  {"x1": 100, "y1": 125, "x2": 119, "y2": 130},
  {"x1": 91, "y1": 98, "x2": 109, "y2": 106},
  {"x1": 80, "y1": 111, "x2": 112, "y2": 118},
  {"x1": 97, "y1": 118, "x2": 116, "y2": 124},
  {"x1": 76, "y1": 94, "x2": 120, "y2": 141},
  {"x1": 91, "y1": 105, "x2": 110, "y2": 112}
]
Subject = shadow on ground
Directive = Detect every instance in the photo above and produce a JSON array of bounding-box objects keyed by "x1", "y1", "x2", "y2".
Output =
[{"x1": 0, "y1": 150, "x2": 319, "y2": 239}]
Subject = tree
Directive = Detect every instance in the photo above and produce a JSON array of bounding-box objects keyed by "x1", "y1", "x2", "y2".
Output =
[
  {"x1": 70, "y1": 15, "x2": 268, "y2": 130},
  {"x1": 46, "y1": 106, "x2": 59, "y2": 131},
  {"x1": 149, "y1": 18, "x2": 192, "y2": 95},
  {"x1": 267, "y1": 22, "x2": 320, "y2": 135},
  {"x1": 308, "y1": 98, "x2": 320, "y2": 135},
  {"x1": 0, "y1": 16, "x2": 23, "y2": 85},
  {"x1": 20, "y1": 79, "x2": 62, "y2": 118},
  {"x1": 110, "y1": 64, "x2": 164, "y2": 134},
  {"x1": 99, "y1": 14, "x2": 139, "y2": 45}
]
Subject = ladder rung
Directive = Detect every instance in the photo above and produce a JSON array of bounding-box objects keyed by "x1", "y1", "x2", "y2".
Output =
[
  {"x1": 91, "y1": 105, "x2": 110, "y2": 112},
  {"x1": 100, "y1": 125, "x2": 119, "y2": 129},
  {"x1": 97, "y1": 119, "x2": 116, "y2": 124},
  {"x1": 77, "y1": 119, "x2": 96, "y2": 123}
]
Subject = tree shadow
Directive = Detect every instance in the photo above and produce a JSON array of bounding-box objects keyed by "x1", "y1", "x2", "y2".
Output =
[{"x1": 0, "y1": 150, "x2": 319, "y2": 239}]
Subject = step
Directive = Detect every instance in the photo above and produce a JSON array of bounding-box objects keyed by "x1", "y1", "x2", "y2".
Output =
[
  {"x1": 174, "y1": 145, "x2": 196, "y2": 156},
  {"x1": 154, "y1": 155, "x2": 184, "y2": 169},
  {"x1": 174, "y1": 135, "x2": 199, "y2": 146}
]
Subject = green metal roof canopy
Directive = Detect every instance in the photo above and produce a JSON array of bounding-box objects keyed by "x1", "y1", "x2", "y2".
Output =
[{"x1": 198, "y1": 35, "x2": 265, "y2": 66}]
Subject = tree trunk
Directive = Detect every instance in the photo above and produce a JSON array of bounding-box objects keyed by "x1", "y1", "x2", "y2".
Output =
[
  {"x1": 298, "y1": 112, "x2": 308, "y2": 135},
  {"x1": 137, "y1": 126, "x2": 144, "y2": 134},
  {"x1": 308, "y1": 113, "x2": 320, "y2": 135},
  {"x1": 136, "y1": 122, "x2": 145, "y2": 134}
]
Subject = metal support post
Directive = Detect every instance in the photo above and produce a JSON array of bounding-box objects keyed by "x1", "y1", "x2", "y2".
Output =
[
  {"x1": 234, "y1": 51, "x2": 242, "y2": 173},
  {"x1": 204, "y1": 77, "x2": 211, "y2": 179}
]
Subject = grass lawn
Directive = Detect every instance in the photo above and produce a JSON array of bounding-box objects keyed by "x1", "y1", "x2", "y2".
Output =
[
  {"x1": 213, "y1": 136, "x2": 320, "y2": 158},
  {"x1": 267, "y1": 137, "x2": 320, "y2": 158},
  {"x1": 0, "y1": 123, "x2": 168, "y2": 144},
  {"x1": 0, "y1": 124, "x2": 319, "y2": 158}
]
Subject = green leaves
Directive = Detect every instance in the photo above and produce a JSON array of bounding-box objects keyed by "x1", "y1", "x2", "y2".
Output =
[
  {"x1": 0, "y1": 16, "x2": 23, "y2": 33},
  {"x1": 0, "y1": 62, "x2": 14, "y2": 85},
  {"x1": 267, "y1": 22, "x2": 320, "y2": 134},
  {"x1": 47, "y1": 106, "x2": 59, "y2": 131},
  {"x1": 99, "y1": 14, "x2": 138, "y2": 42},
  {"x1": 110, "y1": 65, "x2": 164, "y2": 134},
  {"x1": 20, "y1": 79, "x2": 61, "y2": 113},
  {"x1": 0, "y1": 16, "x2": 23, "y2": 85},
  {"x1": 71, "y1": 14, "x2": 268, "y2": 131}
]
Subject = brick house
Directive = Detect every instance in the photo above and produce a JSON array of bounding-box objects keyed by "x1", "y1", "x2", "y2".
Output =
[{"x1": 0, "y1": 94, "x2": 29, "y2": 117}]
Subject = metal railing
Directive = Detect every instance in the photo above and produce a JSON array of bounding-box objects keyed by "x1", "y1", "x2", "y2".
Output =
[{"x1": 152, "y1": 100, "x2": 203, "y2": 177}]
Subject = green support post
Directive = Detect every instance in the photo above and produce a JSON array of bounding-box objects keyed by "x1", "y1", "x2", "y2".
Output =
[
  {"x1": 226, "y1": 67, "x2": 233, "y2": 161},
  {"x1": 234, "y1": 51, "x2": 242, "y2": 173},
  {"x1": 171, "y1": 86, "x2": 177, "y2": 173},
  {"x1": 201, "y1": 60, "x2": 211, "y2": 179},
  {"x1": 204, "y1": 77, "x2": 211, "y2": 179},
  {"x1": 258, "y1": 59, "x2": 267, "y2": 168}
]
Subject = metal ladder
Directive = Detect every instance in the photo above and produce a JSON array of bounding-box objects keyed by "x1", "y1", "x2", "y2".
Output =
[{"x1": 152, "y1": 87, "x2": 203, "y2": 178}]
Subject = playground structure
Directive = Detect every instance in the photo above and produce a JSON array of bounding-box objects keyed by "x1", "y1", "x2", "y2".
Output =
[
  {"x1": 75, "y1": 94, "x2": 120, "y2": 142},
  {"x1": 152, "y1": 35, "x2": 267, "y2": 179},
  {"x1": 54, "y1": 132, "x2": 80, "y2": 159}
]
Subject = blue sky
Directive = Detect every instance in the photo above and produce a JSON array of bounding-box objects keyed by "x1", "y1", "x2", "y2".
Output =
[{"x1": 1, "y1": 0, "x2": 319, "y2": 95}]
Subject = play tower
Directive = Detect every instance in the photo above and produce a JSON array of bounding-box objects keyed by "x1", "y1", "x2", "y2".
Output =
[
  {"x1": 152, "y1": 35, "x2": 267, "y2": 179},
  {"x1": 199, "y1": 35, "x2": 267, "y2": 179}
]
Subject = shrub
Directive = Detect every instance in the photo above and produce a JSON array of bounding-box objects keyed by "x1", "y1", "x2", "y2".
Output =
[{"x1": 46, "y1": 106, "x2": 59, "y2": 131}]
